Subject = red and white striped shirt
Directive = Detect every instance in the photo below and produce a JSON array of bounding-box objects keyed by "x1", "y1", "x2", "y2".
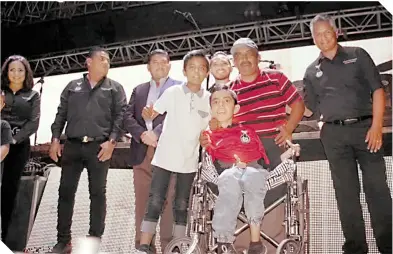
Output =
[{"x1": 230, "y1": 69, "x2": 302, "y2": 138}]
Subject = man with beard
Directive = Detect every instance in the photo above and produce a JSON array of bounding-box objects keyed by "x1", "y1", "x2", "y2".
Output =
[
  {"x1": 123, "y1": 49, "x2": 182, "y2": 252},
  {"x1": 303, "y1": 14, "x2": 392, "y2": 254},
  {"x1": 209, "y1": 51, "x2": 232, "y2": 88},
  {"x1": 201, "y1": 38, "x2": 305, "y2": 253}
]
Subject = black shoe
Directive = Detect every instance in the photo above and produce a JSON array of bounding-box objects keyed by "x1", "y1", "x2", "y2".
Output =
[
  {"x1": 48, "y1": 241, "x2": 72, "y2": 253},
  {"x1": 248, "y1": 241, "x2": 267, "y2": 254}
]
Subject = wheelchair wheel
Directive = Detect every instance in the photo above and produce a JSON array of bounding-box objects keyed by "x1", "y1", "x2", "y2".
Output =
[
  {"x1": 276, "y1": 239, "x2": 302, "y2": 254},
  {"x1": 164, "y1": 236, "x2": 203, "y2": 254}
]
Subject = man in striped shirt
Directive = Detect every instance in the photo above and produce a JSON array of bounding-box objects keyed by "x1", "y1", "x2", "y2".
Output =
[
  {"x1": 229, "y1": 38, "x2": 305, "y2": 151},
  {"x1": 201, "y1": 38, "x2": 305, "y2": 253}
]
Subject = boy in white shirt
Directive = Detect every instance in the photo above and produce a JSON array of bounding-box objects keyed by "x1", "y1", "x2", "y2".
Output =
[{"x1": 136, "y1": 49, "x2": 211, "y2": 253}]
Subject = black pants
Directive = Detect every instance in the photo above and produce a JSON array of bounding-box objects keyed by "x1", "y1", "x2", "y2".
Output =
[
  {"x1": 260, "y1": 138, "x2": 286, "y2": 207},
  {"x1": 1, "y1": 139, "x2": 30, "y2": 240},
  {"x1": 320, "y1": 120, "x2": 392, "y2": 254},
  {"x1": 57, "y1": 140, "x2": 110, "y2": 243}
]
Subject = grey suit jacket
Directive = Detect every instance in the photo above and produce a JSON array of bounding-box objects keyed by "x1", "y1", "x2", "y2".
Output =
[{"x1": 123, "y1": 77, "x2": 182, "y2": 167}]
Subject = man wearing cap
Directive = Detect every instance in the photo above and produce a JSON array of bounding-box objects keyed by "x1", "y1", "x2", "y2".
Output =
[{"x1": 201, "y1": 37, "x2": 305, "y2": 253}]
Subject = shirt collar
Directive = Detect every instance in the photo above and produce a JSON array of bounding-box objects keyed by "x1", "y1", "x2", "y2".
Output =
[
  {"x1": 2, "y1": 85, "x2": 30, "y2": 94},
  {"x1": 317, "y1": 44, "x2": 345, "y2": 63},
  {"x1": 83, "y1": 73, "x2": 107, "y2": 87},
  {"x1": 182, "y1": 83, "x2": 204, "y2": 98},
  {"x1": 150, "y1": 77, "x2": 169, "y2": 88}
]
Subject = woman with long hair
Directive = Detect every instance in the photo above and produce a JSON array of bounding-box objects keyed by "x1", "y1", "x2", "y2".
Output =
[{"x1": 0, "y1": 55, "x2": 40, "y2": 243}]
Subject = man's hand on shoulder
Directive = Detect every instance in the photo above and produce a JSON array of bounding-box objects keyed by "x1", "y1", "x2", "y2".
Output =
[{"x1": 209, "y1": 117, "x2": 220, "y2": 131}]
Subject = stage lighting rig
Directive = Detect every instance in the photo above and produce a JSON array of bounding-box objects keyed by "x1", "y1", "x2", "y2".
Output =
[{"x1": 244, "y1": 2, "x2": 261, "y2": 18}]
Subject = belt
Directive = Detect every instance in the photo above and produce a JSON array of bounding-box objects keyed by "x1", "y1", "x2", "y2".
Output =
[
  {"x1": 325, "y1": 115, "x2": 372, "y2": 125},
  {"x1": 67, "y1": 136, "x2": 108, "y2": 143}
]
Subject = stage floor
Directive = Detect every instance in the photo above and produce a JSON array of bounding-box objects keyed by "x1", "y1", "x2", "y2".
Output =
[
  {"x1": 24, "y1": 157, "x2": 392, "y2": 253},
  {"x1": 25, "y1": 167, "x2": 141, "y2": 254}
]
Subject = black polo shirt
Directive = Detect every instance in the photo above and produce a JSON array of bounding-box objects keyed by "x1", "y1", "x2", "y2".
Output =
[
  {"x1": 51, "y1": 74, "x2": 127, "y2": 141},
  {"x1": 1, "y1": 87, "x2": 40, "y2": 143},
  {"x1": 303, "y1": 45, "x2": 382, "y2": 122}
]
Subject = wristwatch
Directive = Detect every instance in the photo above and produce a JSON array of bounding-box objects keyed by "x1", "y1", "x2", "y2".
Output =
[{"x1": 109, "y1": 138, "x2": 117, "y2": 145}]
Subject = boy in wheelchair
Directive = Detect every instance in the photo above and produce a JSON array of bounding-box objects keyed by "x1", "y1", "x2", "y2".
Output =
[{"x1": 204, "y1": 85, "x2": 299, "y2": 254}]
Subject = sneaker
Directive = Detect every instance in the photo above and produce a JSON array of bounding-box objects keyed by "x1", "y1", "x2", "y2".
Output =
[
  {"x1": 135, "y1": 244, "x2": 153, "y2": 254},
  {"x1": 48, "y1": 241, "x2": 72, "y2": 253},
  {"x1": 135, "y1": 250, "x2": 149, "y2": 254},
  {"x1": 217, "y1": 243, "x2": 238, "y2": 254},
  {"x1": 247, "y1": 241, "x2": 267, "y2": 254}
]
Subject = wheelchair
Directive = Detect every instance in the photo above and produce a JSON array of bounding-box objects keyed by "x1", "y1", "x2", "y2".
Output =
[{"x1": 164, "y1": 145, "x2": 310, "y2": 254}]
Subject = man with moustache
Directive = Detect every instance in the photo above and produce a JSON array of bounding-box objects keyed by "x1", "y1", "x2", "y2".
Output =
[
  {"x1": 123, "y1": 49, "x2": 182, "y2": 252},
  {"x1": 201, "y1": 38, "x2": 305, "y2": 253},
  {"x1": 303, "y1": 14, "x2": 392, "y2": 254},
  {"x1": 49, "y1": 47, "x2": 127, "y2": 253}
]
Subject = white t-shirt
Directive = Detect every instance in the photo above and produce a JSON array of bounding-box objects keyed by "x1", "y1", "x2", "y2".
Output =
[{"x1": 151, "y1": 84, "x2": 211, "y2": 173}]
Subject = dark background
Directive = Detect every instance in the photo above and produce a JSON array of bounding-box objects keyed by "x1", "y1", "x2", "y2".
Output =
[{"x1": 1, "y1": 1, "x2": 388, "y2": 63}]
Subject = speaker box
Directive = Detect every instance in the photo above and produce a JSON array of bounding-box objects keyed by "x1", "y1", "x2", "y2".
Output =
[{"x1": 5, "y1": 175, "x2": 47, "y2": 251}]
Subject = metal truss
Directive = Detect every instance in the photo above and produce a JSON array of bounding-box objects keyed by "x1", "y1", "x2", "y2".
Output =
[
  {"x1": 29, "y1": 5, "x2": 392, "y2": 77},
  {"x1": 0, "y1": 1, "x2": 161, "y2": 26}
]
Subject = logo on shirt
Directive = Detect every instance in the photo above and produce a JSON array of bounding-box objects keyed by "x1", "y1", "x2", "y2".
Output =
[
  {"x1": 240, "y1": 130, "x2": 250, "y2": 144},
  {"x1": 100, "y1": 87, "x2": 112, "y2": 91},
  {"x1": 11, "y1": 126, "x2": 20, "y2": 136},
  {"x1": 343, "y1": 58, "x2": 357, "y2": 64}
]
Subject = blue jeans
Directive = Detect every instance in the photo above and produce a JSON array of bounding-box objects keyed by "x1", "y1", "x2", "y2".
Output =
[
  {"x1": 141, "y1": 166, "x2": 195, "y2": 238},
  {"x1": 212, "y1": 165, "x2": 269, "y2": 243}
]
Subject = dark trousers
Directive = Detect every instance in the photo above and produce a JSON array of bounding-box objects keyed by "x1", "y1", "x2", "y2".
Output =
[
  {"x1": 260, "y1": 138, "x2": 286, "y2": 207},
  {"x1": 320, "y1": 120, "x2": 392, "y2": 254},
  {"x1": 1, "y1": 139, "x2": 30, "y2": 241},
  {"x1": 142, "y1": 166, "x2": 195, "y2": 230},
  {"x1": 57, "y1": 140, "x2": 110, "y2": 243},
  {"x1": 133, "y1": 146, "x2": 175, "y2": 251}
]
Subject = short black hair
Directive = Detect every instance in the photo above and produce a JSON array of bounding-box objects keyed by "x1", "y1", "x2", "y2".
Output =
[
  {"x1": 147, "y1": 49, "x2": 170, "y2": 63},
  {"x1": 87, "y1": 47, "x2": 108, "y2": 58},
  {"x1": 210, "y1": 51, "x2": 231, "y2": 64},
  {"x1": 183, "y1": 49, "x2": 210, "y2": 71},
  {"x1": 209, "y1": 84, "x2": 238, "y2": 105}
]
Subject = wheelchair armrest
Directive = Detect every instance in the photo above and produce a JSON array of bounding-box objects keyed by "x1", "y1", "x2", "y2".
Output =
[
  {"x1": 200, "y1": 152, "x2": 219, "y2": 184},
  {"x1": 265, "y1": 160, "x2": 296, "y2": 190}
]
